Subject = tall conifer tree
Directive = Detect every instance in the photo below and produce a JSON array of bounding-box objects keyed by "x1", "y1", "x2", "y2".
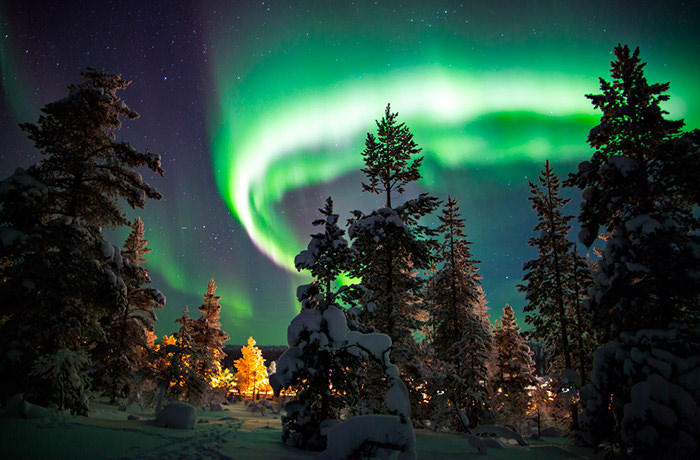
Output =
[
  {"x1": 348, "y1": 104, "x2": 438, "y2": 415},
  {"x1": 192, "y1": 279, "x2": 230, "y2": 386},
  {"x1": 98, "y1": 217, "x2": 166, "y2": 402},
  {"x1": 519, "y1": 161, "x2": 593, "y2": 429},
  {"x1": 0, "y1": 69, "x2": 163, "y2": 414},
  {"x1": 425, "y1": 197, "x2": 492, "y2": 427},
  {"x1": 569, "y1": 45, "x2": 700, "y2": 458},
  {"x1": 272, "y1": 197, "x2": 367, "y2": 450}
]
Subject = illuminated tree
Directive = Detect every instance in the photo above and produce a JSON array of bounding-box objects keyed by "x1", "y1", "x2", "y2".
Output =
[
  {"x1": 148, "y1": 280, "x2": 230, "y2": 407},
  {"x1": 424, "y1": 197, "x2": 492, "y2": 428},
  {"x1": 491, "y1": 305, "x2": 537, "y2": 429},
  {"x1": 234, "y1": 336, "x2": 271, "y2": 399},
  {"x1": 0, "y1": 69, "x2": 163, "y2": 414},
  {"x1": 144, "y1": 332, "x2": 204, "y2": 413},
  {"x1": 568, "y1": 44, "x2": 700, "y2": 458}
]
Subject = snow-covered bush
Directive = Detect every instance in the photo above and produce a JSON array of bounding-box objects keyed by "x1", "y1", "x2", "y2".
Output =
[
  {"x1": 581, "y1": 327, "x2": 700, "y2": 459},
  {"x1": 317, "y1": 414, "x2": 416, "y2": 460},
  {"x1": 29, "y1": 348, "x2": 92, "y2": 415},
  {"x1": 271, "y1": 304, "x2": 416, "y2": 458},
  {"x1": 270, "y1": 305, "x2": 362, "y2": 450}
]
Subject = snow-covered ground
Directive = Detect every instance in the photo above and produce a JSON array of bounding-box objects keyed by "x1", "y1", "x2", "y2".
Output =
[{"x1": 0, "y1": 400, "x2": 602, "y2": 459}]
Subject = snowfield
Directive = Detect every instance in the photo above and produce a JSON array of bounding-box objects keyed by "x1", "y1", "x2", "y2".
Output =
[{"x1": 0, "y1": 399, "x2": 603, "y2": 459}]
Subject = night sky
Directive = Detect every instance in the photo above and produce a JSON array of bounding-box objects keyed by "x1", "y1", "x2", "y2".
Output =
[{"x1": 1, "y1": 1, "x2": 699, "y2": 345}]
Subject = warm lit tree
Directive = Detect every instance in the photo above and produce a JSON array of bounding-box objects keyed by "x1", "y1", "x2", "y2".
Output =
[
  {"x1": 234, "y1": 337, "x2": 271, "y2": 399},
  {"x1": 149, "y1": 280, "x2": 231, "y2": 406},
  {"x1": 191, "y1": 279, "x2": 230, "y2": 386},
  {"x1": 144, "y1": 331, "x2": 204, "y2": 413},
  {"x1": 491, "y1": 305, "x2": 537, "y2": 430}
]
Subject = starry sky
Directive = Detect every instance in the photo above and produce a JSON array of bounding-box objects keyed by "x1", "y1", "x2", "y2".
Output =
[{"x1": 1, "y1": 1, "x2": 699, "y2": 345}]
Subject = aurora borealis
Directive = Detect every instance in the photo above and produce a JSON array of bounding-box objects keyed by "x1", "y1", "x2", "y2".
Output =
[{"x1": 2, "y1": 1, "x2": 699, "y2": 345}]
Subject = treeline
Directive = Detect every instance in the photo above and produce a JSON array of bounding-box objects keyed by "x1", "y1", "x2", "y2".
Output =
[{"x1": 270, "y1": 44, "x2": 700, "y2": 460}]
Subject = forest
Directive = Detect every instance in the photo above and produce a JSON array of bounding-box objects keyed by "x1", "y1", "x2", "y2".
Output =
[{"x1": 1, "y1": 44, "x2": 699, "y2": 460}]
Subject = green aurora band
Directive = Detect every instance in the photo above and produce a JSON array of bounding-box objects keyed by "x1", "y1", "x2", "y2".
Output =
[
  {"x1": 210, "y1": 67, "x2": 693, "y2": 279},
  {"x1": 4, "y1": 1, "x2": 698, "y2": 344},
  {"x1": 204, "y1": 3, "x2": 699, "y2": 321},
  {"x1": 212, "y1": 67, "x2": 604, "y2": 270}
]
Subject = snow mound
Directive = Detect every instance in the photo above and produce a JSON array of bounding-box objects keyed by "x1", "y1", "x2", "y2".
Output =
[
  {"x1": 153, "y1": 402, "x2": 196, "y2": 429},
  {"x1": 316, "y1": 414, "x2": 416, "y2": 460}
]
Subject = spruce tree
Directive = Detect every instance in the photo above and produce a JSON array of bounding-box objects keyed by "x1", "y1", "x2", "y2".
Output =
[
  {"x1": 569, "y1": 45, "x2": 700, "y2": 458},
  {"x1": 20, "y1": 68, "x2": 164, "y2": 227},
  {"x1": 0, "y1": 69, "x2": 164, "y2": 414},
  {"x1": 348, "y1": 104, "x2": 439, "y2": 416},
  {"x1": 294, "y1": 197, "x2": 354, "y2": 309},
  {"x1": 191, "y1": 279, "x2": 230, "y2": 388},
  {"x1": 425, "y1": 197, "x2": 492, "y2": 428},
  {"x1": 518, "y1": 161, "x2": 594, "y2": 430},
  {"x1": 98, "y1": 217, "x2": 166, "y2": 402},
  {"x1": 491, "y1": 305, "x2": 537, "y2": 430}
]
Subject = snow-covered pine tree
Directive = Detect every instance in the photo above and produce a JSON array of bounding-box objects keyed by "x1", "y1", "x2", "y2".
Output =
[
  {"x1": 295, "y1": 197, "x2": 355, "y2": 309},
  {"x1": 424, "y1": 196, "x2": 493, "y2": 428},
  {"x1": 233, "y1": 336, "x2": 271, "y2": 399},
  {"x1": 518, "y1": 160, "x2": 594, "y2": 430},
  {"x1": 491, "y1": 305, "x2": 537, "y2": 430},
  {"x1": 568, "y1": 44, "x2": 700, "y2": 458},
  {"x1": 348, "y1": 104, "x2": 439, "y2": 417},
  {"x1": 271, "y1": 197, "x2": 365, "y2": 451},
  {"x1": 0, "y1": 69, "x2": 164, "y2": 414},
  {"x1": 97, "y1": 217, "x2": 166, "y2": 402}
]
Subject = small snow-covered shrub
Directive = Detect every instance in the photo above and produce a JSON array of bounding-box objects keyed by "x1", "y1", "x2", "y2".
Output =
[
  {"x1": 316, "y1": 414, "x2": 416, "y2": 460},
  {"x1": 271, "y1": 304, "x2": 416, "y2": 458},
  {"x1": 270, "y1": 305, "x2": 366, "y2": 451},
  {"x1": 29, "y1": 348, "x2": 92, "y2": 415},
  {"x1": 581, "y1": 327, "x2": 700, "y2": 459}
]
